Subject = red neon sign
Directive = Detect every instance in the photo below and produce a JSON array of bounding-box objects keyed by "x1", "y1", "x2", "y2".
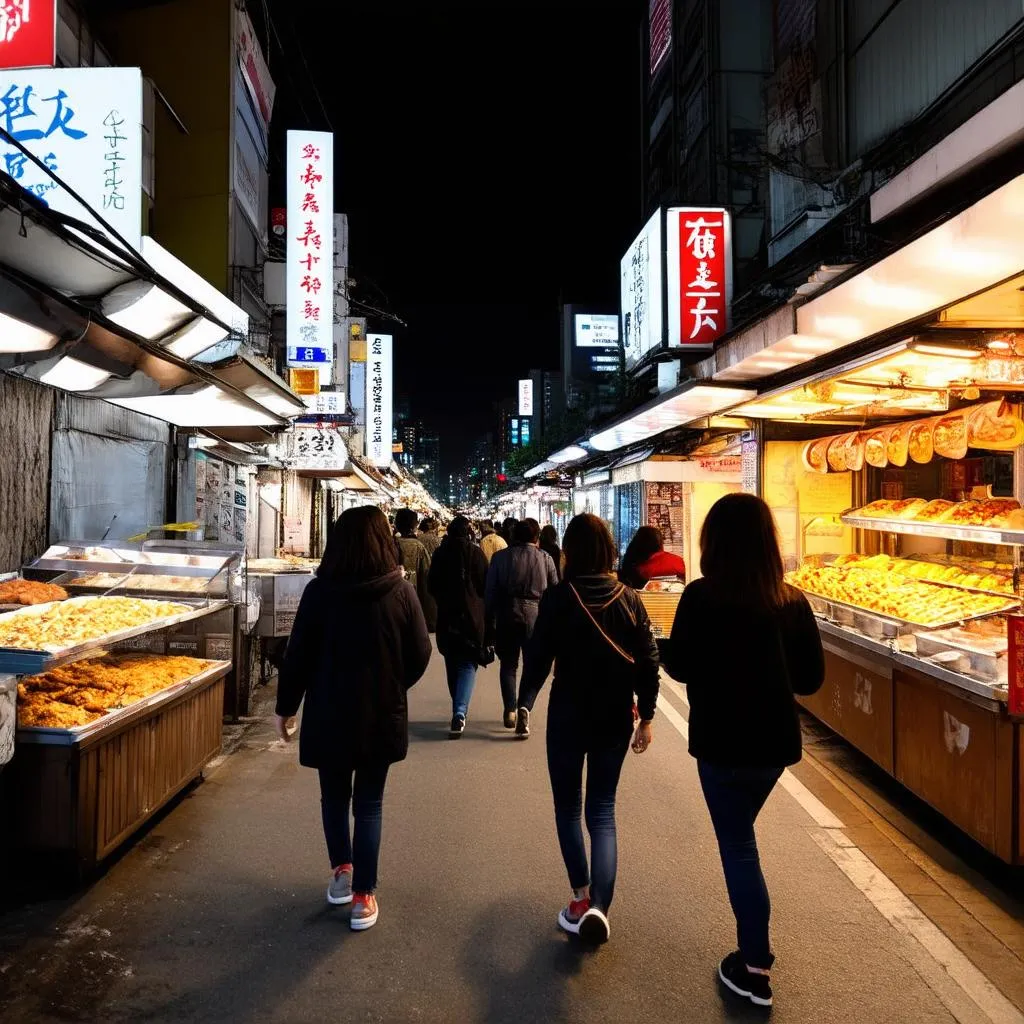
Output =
[
  {"x1": 0, "y1": 1, "x2": 56, "y2": 70},
  {"x1": 669, "y1": 206, "x2": 731, "y2": 350}
]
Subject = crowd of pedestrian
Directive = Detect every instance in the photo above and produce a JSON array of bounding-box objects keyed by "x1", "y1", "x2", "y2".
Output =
[{"x1": 274, "y1": 497, "x2": 824, "y2": 1009}]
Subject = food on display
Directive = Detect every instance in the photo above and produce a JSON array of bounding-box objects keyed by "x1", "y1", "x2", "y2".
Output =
[
  {"x1": 844, "y1": 433, "x2": 866, "y2": 472},
  {"x1": 786, "y1": 564, "x2": 1012, "y2": 626},
  {"x1": 886, "y1": 422, "x2": 911, "y2": 467},
  {"x1": 848, "y1": 497, "x2": 1023, "y2": 528},
  {"x1": 826, "y1": 435, "x2": 849, "y2": 472},
  {"x1": 854, "y1": 498, "x2": 927, "y2": 519},
  {"x1": 933, "y1": 412, "x2": 968, "y2": 460},
  {"x1": 0, "y1": 579, "x2": 69, "y2": 606},
  {"x1": 915, "y1": 499, "x2": 957, "y2": 522},
  {"x1": 834, "y1": 553, "x2": 1016, "y2": 596},
  {"x1": 864, "y1": 430, "x2": 888, "y2": 468},
  {"x1": 68, "y1": 573, "x2": 210, "y2": 595},
  {"x1": 802, "y1": 438, "x2": 830, "y2": 475},
  {"x1": 17, "y1": 653, "x2": 214, "y2": 728},
  {"x1": 0, "y1": 596, "x2": 191, "y2": 652},
  {"x1": 966, "y1": 401, "x2": 1024, "y2": 451},
  {"x1": 945, "y1": 498, "x2": 1023, "y2": 527},
  {"x1": 908, "y1": 420, "x2": 934, "y2": 464}
]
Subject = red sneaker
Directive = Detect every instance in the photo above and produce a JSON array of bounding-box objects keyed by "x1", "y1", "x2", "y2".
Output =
[
  {"x1": 351, "y1": 892, "x2": 379, "y2": 931},
  {"x1": 557, "y1": 893, "x2": 591, "y2": 935}
]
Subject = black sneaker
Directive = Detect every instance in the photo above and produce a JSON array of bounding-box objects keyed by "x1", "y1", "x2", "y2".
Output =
[
  {"x1": 503, "y1": 709, "x2": 516, "y2": 729},
  {"x1": 718, "y1": 951, "x2": 772, "y2": 1007},
  {"x1": 578, "y1": 907, "x2": 610, "y2": 944},
  {"x1": 449, "y1": 714, "x2": 466, "y2": 738},
  {"x1": 515, "y1": 707, "x2": 530, "y2": 738}
]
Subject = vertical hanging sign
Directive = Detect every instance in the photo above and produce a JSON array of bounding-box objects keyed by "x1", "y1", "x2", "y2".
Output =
[
  {"x1": 0, "y1": 1, "x2": 57, "y2": 70},
  {"x1": 286, "y1": 130, "x2": 334, "y2": 368},
  {"x1": 667, "y1": 206, "x2": 731, "y2": 350},
  {"x1": 366, "y1": 333, "x2": 393, "y2": 468}
]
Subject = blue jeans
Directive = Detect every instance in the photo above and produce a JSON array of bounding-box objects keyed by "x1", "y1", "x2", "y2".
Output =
[
  {"x1": 444, "y1": 656, "x2": 478, "y2": 718},
  {"x1": 697, "y1": 760, "x2": 783, "y2": 970},
  {"x1": 318, "y1": 762, "x2": 390, "y2": 894},
  {"x1": 547, "y1": 722, "x2": 629, "y2": 913}
]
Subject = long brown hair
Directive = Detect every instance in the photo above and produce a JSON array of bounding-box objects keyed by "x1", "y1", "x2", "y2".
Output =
[
  {"x1": 318, "y1": 506, "x2": 399, "y2": 581},
  {"x1": 699, "y1": 493, "x2": 788, "y2": 609},
  {"x1": 563, "y1": 514, "x2": 616, "y2": 577}
]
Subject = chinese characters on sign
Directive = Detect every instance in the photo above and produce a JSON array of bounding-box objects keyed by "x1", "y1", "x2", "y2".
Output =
[
  {"x1": 667, "y1": 206, "x2": 730, "y2": 350},
  {"x1": 619, "y1": 209, "x2": 663, "y2": 370},
  {"x1": 365, "y1": 334, "x2": 393, "y2": 468},
  {"x1": 289, "y1": 426, "x2": 347, "y2": 472},
  {"x1": 286, "y1": 130, "x2": 334, "y2": 371},
  {"x1": 0, "y1": 0, "x2": 55, "y2": 71},
  {"x1": 0, "y1": 67, "x2": 142, "y2": 248},
  {"x1": 518, "y1": 378, "x2": 534, "y2": 417}
]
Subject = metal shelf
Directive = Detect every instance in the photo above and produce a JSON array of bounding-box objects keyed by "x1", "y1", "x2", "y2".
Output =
[{"x1": 842, "y1": 513, "x2": 1024, "y2": 546}]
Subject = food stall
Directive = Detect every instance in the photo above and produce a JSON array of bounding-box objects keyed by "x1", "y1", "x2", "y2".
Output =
[
  {"x1": 730, "y1": 335, "x2": 1024, "y2": 862},
  {"x1": 0, "y1": 572, "x2": 233, "y2": 871}
]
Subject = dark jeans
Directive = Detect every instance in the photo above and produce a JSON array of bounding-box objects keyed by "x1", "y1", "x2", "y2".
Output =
[
  {"x1": 498, "y1": 623, "x2": 528, "y2": 713},
  {"x1": 697, "y1": 760, "x2": 783, "y2": 970},
  {"x1": 547, "y1": 722, "x2": 629, "y2": 913},
  {"x1": 318, "y1": 762, "x2": 390, "y2": 894},
  {"x1": 444, "y1": 655, "x2": 478, "y2": 718}
]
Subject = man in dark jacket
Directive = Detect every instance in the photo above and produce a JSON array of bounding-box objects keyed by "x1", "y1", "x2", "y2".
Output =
[
  {"x1": 395, "y1": 508, "x2": 436, "y2": 632},
  {"x1": 485, "y1": 517, "x2": 558, "y2": 727}
]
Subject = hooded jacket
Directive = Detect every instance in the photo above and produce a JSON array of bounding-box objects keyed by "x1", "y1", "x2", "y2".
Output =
[
  {"x1": 519, "y1": 575, "x2": 660, "y2": 745},
  {"x1": 427, "y1": 535, "x2": 489, "y2": 663},
  {"x1": 276, "y1": 571, "x2": 432, "y2": 768},
  {"x1": 485, "y1": 544, "x2": 559, "y2": 651}
]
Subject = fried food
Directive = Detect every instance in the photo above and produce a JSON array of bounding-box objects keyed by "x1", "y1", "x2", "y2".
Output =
[
  {"x1": 17, "y1": 653, "x2": 214, "y2": 729},
  {"x1": 834, "y1": 554, "x2": 1015, "y2": 596},
  {"x1": 69, "y1": 573, "x2": 209, "y2": 595},
  {"x1": 0, "y1": 597, "x2": 190, "y2": 652},
  {"x1": 0, "y1": 579, "x2": 69, "y2": 606}
]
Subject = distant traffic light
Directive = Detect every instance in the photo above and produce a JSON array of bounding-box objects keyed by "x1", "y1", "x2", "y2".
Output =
[{"x1": 496, "y1": 473, "x2": 508, "y2": 484}]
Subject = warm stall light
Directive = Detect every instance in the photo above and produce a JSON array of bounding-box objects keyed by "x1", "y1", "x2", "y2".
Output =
[
  {"x1": 102, "y1": 280, "x2": 193, "y2": 340},
  {"x1": 987, "y1": 340, "x2": 1012, "y2": 350},
  {"x1": 0, "y1": 312, "x2": 59, "y2": 353},
  {"x1": 909, "y1": 343, "x2": 982, "y2": 360},
  {"x1": 164, "y1": 318, "x2": 230, "y2": 360},
  {"x1": 109, "y1": 385, "x2": 282, "y2": 427},
  {"x1": 39, "y1": 357, "x2": 111, "y2": 391},
  {"x1": 549, "y1": 445, "x2": 589, "y2": 464}
]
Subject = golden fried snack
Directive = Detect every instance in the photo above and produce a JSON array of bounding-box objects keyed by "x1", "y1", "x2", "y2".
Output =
[{"x1": 0, "y1": 579, "x2": 69, "y2": 606}]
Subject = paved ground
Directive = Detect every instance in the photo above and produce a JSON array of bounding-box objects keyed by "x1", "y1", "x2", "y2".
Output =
[{"x1": 1, "y1": 651, "x2": 1023, "y2": 1023}]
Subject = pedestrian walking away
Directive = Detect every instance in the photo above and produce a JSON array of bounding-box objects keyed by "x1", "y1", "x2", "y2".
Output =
[
  {"x1": 418, "y1": 517, "x2": 442, "y2": 558},
  {"x1": 663, "y1": 493, "x2": 824, "y2": 1008},
  {"x1": 395, "y1": 508, "x2": 437, "y2": 632},
  {"x1": 485, "y1": 517, "x2": 558, "y2": 727},
  {"x1": 619, "y1": 525, "x2": 686, "y2": 590},
  {"x1": 539, "y1": 524, "x2": 564, "y2": 581},
  {"x1": 478, "y1": 519, "x2": 508, "y2": 564},
  {"x1": 275, "y1": 506, "x2": 432, "y2": 932},
  {"x1": 427, "y1": 515, "x2": 490, "y2": 737},
  {"x1": 516, "y1": 513, "x2": 659, "y2": 946},
  {"x1": 500, "y1": 517, "x2": 519, "y2": 545}
]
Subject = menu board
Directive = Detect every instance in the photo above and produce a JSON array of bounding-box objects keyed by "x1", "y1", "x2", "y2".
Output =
[{"x1": 646, "y1": 481, "x2": 685, "y2": 554}]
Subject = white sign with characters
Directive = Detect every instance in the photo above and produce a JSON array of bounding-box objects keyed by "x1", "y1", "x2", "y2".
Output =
[
  {"x1": 365, "y1": 333, "x2": 393, "y2": 468},
  {"x1": 0, "y1": 66, "x2": 142, "y2": 250},
  {"x1": 620, "y1": 209, "x2": 663, "y2": 370}
]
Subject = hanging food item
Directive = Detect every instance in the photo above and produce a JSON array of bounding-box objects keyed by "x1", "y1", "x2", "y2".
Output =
[
  {"x1": 886, "y1": 421, "x2": 911, "y2": 467},
  {"x1": 827, "y1": 434, "x2": 850, "y2": 472},
  {"x1": 933, "y1": 410, "x2": 969, "y2": 460},
  {"x1": 802, "y1": 438, "x2": 831, "y2": 474},
  {"x1": 908, "y1": 419, "x2": 935, "y2": 464},
  {"x1": 864, "y1": 429, "x2": 888, "y2": 469},
  {"x1": 966, "y1": 400, "x2": 1024, "y2": 451},
  {"x1": 843, "y1": 432, "x2": 866, "y2": 472}
]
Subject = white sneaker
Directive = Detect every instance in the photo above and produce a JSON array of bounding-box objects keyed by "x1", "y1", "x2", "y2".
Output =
[
  {"x1": 327, "y1": 866, "x2": 353, "y2": 905},
  {"x1": 351, "y1": 893, "x2": 379, "y2": 931},
  {"x1": 578, "y1": 907, "x2": 610, "y2": 944}
]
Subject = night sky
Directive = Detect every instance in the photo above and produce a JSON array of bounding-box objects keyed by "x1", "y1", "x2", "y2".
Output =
[{"x1": 267, "y1": 0, "x2": 642, "y2": 472}]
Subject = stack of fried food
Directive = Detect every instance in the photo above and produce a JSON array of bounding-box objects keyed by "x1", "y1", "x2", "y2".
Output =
[
  {"x1": 0, "y1": 596, "x2": 190, "y2": 652},
  {"x1": 0, "y1": 579, "x2": 69, "y2": 606},
  {"x1": 17, "y1": 653, "x2": 213, "y2": 729},
  {"x1": 835, "y1": 553, "x2": 1016, "y2": 596}
]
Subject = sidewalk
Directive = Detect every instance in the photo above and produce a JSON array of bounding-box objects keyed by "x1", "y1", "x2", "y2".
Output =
[{"x1": 0, "y1": 652, "x2": 1016, "y2": 1023}]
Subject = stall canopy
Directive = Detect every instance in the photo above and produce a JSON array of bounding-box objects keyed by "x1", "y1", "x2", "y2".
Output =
[{"x1": 0, "y1": 174, "x2": 303, "y2": 435}]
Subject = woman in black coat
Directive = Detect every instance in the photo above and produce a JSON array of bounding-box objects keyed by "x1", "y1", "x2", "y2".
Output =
[
  {"x1": 516, "y1": 514, "x2": 659, "y2": 946},
  {"x1": 276, "y1": 506, "x2": 432, "y2": 932},
  {"x1": 664, "y1": 493, "x2": 824, "y2": 1009},
  {"x1": 427, "y1": 515, "x2": 489, "y2": 737}
]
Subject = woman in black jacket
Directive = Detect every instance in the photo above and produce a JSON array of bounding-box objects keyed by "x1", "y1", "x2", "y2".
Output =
[
  {"x1": 427, "y1": 515, "x2": 489, "y2": 738},
  {"x1": 276, "y1": 506, "x2": 432, "y2": 932},
  {"x1": 664, "y1": 493, "x2": 824, "y2": 1009},
  {"x1": 517, "y1": 514, "x2": 659, "y2": 946}
]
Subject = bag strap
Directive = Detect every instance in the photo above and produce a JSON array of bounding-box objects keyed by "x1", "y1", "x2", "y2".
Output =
[{"x1": 568, "y1": 583, "x2": 636, "y2": 665}]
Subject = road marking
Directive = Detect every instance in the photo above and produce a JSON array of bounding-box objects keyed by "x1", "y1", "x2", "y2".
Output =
[{"x1": 655, "y1": 678, "x2": 1024, "y2": 1024}]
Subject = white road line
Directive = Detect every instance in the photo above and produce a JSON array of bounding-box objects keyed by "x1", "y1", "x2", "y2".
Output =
[{"x1": 654, "y1": 683, "x2": 1024, "y2": 1024}]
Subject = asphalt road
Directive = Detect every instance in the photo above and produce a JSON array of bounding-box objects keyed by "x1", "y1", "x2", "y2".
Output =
[{"x1": 0, "y1": 652, "x2": 1015, "y2": 1023}]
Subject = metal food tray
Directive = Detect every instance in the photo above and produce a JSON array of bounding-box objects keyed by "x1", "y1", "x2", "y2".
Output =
[
  {"x1": 842, "y1": 513, "x2": 1024, "y2": 546},
  {"x1": 0, "y1": 597, "x2": 231, "y2": 675},
  {"x1": 914, "y1": 630, "x2": 1006, "y2": 684},
  {"x1": 15, "y1": 659, "x2": 232, "y2": 746},
  {"x1": 52, "y1": 569, "x2": 226, "y2": 598},
  {"x1": 798, "y1": 589, "x2": 1018, "y2": 637}
]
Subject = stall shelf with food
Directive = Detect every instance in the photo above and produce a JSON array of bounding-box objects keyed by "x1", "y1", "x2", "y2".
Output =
[
  {"x1": 730, "y1": 337, "x2": 1024, "y2": 862},
  {"x1": 0, "y1": 585, "x2": 234, "y2": 871}
]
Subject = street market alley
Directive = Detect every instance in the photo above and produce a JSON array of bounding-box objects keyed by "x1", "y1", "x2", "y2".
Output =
[{"x1": 2, "y1": 652, "x2": 1024, "y2": 1024}]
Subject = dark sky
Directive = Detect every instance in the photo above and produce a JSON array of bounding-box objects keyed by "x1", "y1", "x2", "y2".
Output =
[{"x1": 267, "y1": 0, "x2": 643, "y2": 471}]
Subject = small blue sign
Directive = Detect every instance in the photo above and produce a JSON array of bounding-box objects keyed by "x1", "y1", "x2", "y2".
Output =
[{"x1": 287, "y1": 346, "x2": 331, "y2": 366}]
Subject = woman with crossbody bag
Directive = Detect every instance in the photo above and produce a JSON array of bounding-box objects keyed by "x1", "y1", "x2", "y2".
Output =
[
  {"x1": 516, "y1": 514, "x2": 660, "y2": 945},
  {"x1": 663, "y1": 493, "x2": 824, "y2": 1009}
]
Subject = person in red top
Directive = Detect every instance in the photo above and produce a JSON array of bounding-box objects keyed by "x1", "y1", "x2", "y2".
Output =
[{"x1": 619, "y1": 526, "x2": 686, "y2": 590}]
